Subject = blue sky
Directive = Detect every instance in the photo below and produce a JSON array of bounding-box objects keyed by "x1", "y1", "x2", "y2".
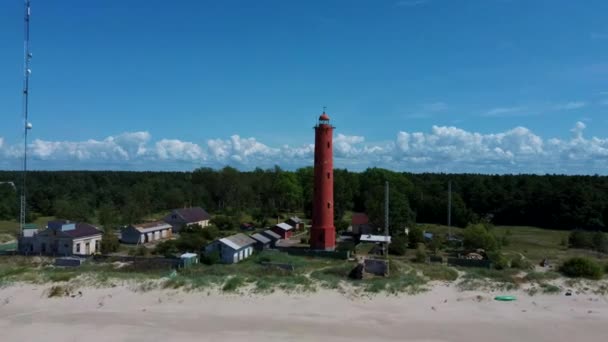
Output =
[{"x1": 1, "y1": 0, "x2": 608, "y2": 173}]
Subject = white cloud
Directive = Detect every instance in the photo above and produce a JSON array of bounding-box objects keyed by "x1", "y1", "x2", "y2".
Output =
[
  {"x1": 483, "y1": 106, "x2": 527, "y2": 117},
  {"x1": 554, "y1": 101, "x2": 586, "y2": 110},
  {"x1": 1, "y1": 123, "x2": 608, "y2": 174},
  {"x1": 155, "y1": 139, "x2": 205, "y2": 161}
]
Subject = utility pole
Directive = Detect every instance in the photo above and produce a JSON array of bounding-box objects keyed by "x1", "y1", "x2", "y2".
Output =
[
  {"x1": 384, "y1": 181, "x2": 390, "y2": 275},
  {"x1": 447, "y1": 180, "x2": 452, "y2": 239}
]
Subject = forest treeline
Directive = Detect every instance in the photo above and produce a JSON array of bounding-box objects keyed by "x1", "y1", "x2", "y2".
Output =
[{"x1": 1, "y1": 167, "x2": 608, "y2": 233}]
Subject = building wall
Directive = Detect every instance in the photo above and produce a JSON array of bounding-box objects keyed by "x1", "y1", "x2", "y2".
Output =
[
  {"x1": 271, "y1": 227, "x2": 293, "y2": 239},
  {"x1": 72, "y1": 235, "x2": 102, "y2": 255},
  {"x1": 121, "y1": 226, "x2": 143, "y2": 244},
  {"x1": 206, "y1": 242, "x2": 254, "y2": 264}
]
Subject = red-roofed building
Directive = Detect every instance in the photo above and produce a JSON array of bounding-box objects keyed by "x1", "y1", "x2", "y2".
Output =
[{"x1": 351, "y1": 213, "x2": 375, "y2": 235}]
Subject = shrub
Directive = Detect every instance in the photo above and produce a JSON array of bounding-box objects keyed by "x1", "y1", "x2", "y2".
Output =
[
  {"x1": 463, "y1": 224, "x2": 498, "y2": 251},
  {"x1": 300, "y1": 237, "x2": 309, "y2": 244},
  {"x1": 389, "y1": 235, "x2": 407, "y2": 256},
  {"x1": 488, "y1": 251, "x2": 509, "y2": 270},
  {"x1": 222, "y1": 276, "x2": 245, "y2": 292},
  {"x1": 154, "y1": 240, "x2": 180, "y2": 258},
  {"x1": 592, "y1": 232, "x2": 608, "y2": 253},
  {"x1": 427, "y1": 234, "x2": 444, "y2": 254},
  {"x1": 510, "y1": 255, "x2": 532, "y2": 270},
  {"x1": 129, "y1": 245, "x2": 149, "y2": 257},
  {"x1": 414, "y1": 244, "x2": 428, "y2": 263},
  {"x1": 100, "y1": 231, "x2": 120, "y2": 254},
  {"x1": 408, "y1": 227, "x2": 424, "y2": 249},
  {"x1": 201, "y1": 251, "x2": 220, "y2": 265},
  {"x1": 559, "y1": 257, "x2": 604, "y2": 280},
  {"x1": 568, "y1": 231, "x2": 593, "y2": 249}
]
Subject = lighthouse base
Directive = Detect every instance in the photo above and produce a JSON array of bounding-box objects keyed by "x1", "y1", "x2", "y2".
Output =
[{"x1": 309, "y1": 226, "x2": 336, "y2": 251}]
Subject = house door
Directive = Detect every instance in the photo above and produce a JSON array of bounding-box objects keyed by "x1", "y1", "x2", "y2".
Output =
[
  {"x1": 233, "y1": 252, "x2": 238, "y2": 263},
  {"x1": 41, "y1": 243, "x2": 46, "y2": 253},
  {"x1": 85, "y1": 242, "x2": 90, "y2": 255}
]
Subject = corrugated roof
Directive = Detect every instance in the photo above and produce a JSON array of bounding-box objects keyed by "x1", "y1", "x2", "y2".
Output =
[
  {"x1": 262, "y1": 230, "x2": 281, "y2": 240},
  {"x1": 62, "y1": 223, "x2": 103, "y2": 239},
  {"x1": 287, "y1": 216, "x2": 302, "y2": 224},
  {"x1": 274, "y1": 222, "x2": 293, "y2": 231},
  {"x1": 250, "y1": 233, "x2": 270, "y2": 244},
  {"x1": 172, "y1": 207, "x2": 211, "y2": 223},
  {"x1": 360, "y1": 234, "x2": 392, "y2": 243},
  {"x1": 132, "y1": 221, "x2": 172, "y2": 233},
  {"x1": 219, "y1": 233, "x2": 256, "y2": 250}
]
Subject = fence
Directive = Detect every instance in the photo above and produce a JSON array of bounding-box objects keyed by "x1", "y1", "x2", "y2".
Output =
[
  {"x1": 92, "y1": 255, "x2": 182, "y2": 269},
  {"x1": 277, "y1": 247, "x2": 350, "y2": 260}
]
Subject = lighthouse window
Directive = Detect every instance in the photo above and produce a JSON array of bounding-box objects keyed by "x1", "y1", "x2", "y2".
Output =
[
  {"x1": 327, "y1": 202, "x2": 331, "y2": 209},
  {"x1": 327, "y1": 172, "x2": 330, "y2": 179},
  {"x1": 327, "y1": 142, "x2": 330, "y2": 149}
]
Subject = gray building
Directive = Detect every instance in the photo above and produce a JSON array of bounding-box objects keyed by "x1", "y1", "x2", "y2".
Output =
[
  {"x1": 163, "y1": 207, "x2": 211, "y2": 232},
  {"x1": 250, "y1": 233, "x2": 271, "y2": 251},
  {"x1": 261, "y1": 229, "x2": 281, "y2": 247},
  {"x1": 120, "y1": 221, "x2": 173, "y2": 244},
  {"x1": 205, "y1": 233, "x2": 256, "y2": 264},
  {"x1": 19, "y1": 220, "x2": 102, "y2": 256}
]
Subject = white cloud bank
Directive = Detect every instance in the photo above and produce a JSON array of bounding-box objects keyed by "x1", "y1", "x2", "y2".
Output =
[{"x1": 1, "y1": 122, "x2": 607, "y2": 174}]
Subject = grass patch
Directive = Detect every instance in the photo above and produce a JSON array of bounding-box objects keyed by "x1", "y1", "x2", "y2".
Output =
[
  {"x1": 222, "y1": 276, "x2": 246, "y2": 292},
  {"x1": 47, "y1": 272, "x2": 77, "y2": 282},
  {"x1": 416, "y1": 264, "x2": 459, "y2": 281},
  {"x1": 540, "y1": 283, "x2": 561, "y2": 294},
  {"x1": 359, "y1": 271, "x2": 427, "y2": 295},
  {"x1": 524, "y1": 271, "x2": 560, "y2": 283},
  {"x1": 457, "y1": 268, "x2": 519, "y2": 291}
]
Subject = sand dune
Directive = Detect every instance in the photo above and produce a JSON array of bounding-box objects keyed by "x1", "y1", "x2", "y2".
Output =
[{"x1": 1, "y1": 284, "x2": 606, "y2": 342}]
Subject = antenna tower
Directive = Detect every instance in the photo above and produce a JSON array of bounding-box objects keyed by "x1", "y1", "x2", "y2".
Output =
[{"x1": 20, "y1": 0, "x2": 33, "y2": 234}]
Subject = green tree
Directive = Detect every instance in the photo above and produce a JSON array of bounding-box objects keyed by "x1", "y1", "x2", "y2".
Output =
[
  {"x1": 98, "y1": 203, "x2": 120, "y2": 229},
  {"x1": 463, "y1": 223, "x2": 499, "y2": 251},
  {"x1": 408, "y1": 226, "x2": 424, "y2": 249},
  {"x1": 100, "y1": 231, "x2": 120, "y2": 254},
  {"x1": 388, "y1": 235, "x2": 408, "y2": 256}
]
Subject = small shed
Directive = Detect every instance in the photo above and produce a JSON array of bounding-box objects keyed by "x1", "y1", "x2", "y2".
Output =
[
  {"x1": 180, "y1": 253, "x2": 199, "y2": 268},
  {"x1": 272, "y1": 222, "x2": 294, "y2": 239},
  {"x1": 250, "y1": 233, "x2": 271, "y2": 251},
  {"x1": 286, "y1": 217, "x2": 305, "y2": 230},
  {"x1": 205, "y1": 233, "x2": 256, "y2": 264},
  {"x1": 261, "y1": 230, "x2": 281, "y2": 247},
  {"x1": 121, "y1": 221, "x2": 172, "y2": 244},
  {"x1": 359, "y1": 234, "x2": 392, "y2": 244}
]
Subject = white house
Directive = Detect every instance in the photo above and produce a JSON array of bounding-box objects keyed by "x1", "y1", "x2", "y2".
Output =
[
  {"x1": 163, "y1": 207, "x2": 211, "y2": 232},
  {"x1": 20, "y1": 220, "x2": 103, "y2": 256},
  {"x1": 121, "y1": 221, "x2": 173, "y2": 244}
]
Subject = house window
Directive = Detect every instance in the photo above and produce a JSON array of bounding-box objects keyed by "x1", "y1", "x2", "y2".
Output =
[
  {"x1": 76, "y1": 243, "x2": 80, "y2": 253},
  {"x1": 172, "y1": 214, "x2": 177, "y2": 219}
]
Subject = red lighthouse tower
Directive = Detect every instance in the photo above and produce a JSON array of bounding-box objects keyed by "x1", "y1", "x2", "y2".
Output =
[{"x1": 310, "y1": 110, "x2": 336, "y2": 251}]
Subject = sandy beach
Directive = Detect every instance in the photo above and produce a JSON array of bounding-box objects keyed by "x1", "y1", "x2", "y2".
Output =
[{"x1": 0, "y1": 283, "x2": 606, "y2": 342}]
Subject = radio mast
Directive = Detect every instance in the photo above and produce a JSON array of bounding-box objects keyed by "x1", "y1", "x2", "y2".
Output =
[{"x1": 20, "y1": 0, "x2": 33, "y2": 234}]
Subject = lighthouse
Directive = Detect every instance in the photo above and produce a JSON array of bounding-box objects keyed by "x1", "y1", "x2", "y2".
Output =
[{"x1": 310, "y1": 110, "x2": 336, "y2": 251}]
